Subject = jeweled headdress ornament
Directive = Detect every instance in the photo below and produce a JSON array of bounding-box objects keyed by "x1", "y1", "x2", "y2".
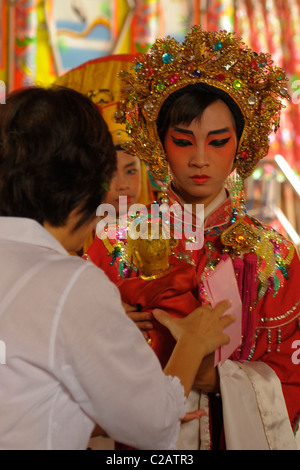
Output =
[
  {"x1": 116, "y1": 26, "x2": 290, "y2": 180},
  {"x1": 100, "y1": 101, "x2": 128, "y2": 146}
]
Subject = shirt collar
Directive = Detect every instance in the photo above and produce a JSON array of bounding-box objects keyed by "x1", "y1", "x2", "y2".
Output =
[
  {"x1": 0, "y1": 217, "x2": 68, "y2": 255},
  {"x1": 203, "y1": 188, "x2": 227, "y2": 220},
  {"x1": 168, "y1": 185, "x2": 228, "y2": 219},
  {"x1": 168, "y1": 185, "x2": 232, "y2": 229}
]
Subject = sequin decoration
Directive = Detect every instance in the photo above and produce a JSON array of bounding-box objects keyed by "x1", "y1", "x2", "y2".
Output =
[
  {"x1": 248, "y1": 95, "x2": 258, "y2": 105},
  {"x1": 109, "y1": 241, "x2": 125, "y2": 266},
  {"x1": 193, "y1": 69, "x2": 202, "y2": 78},
  {"x1": 221, "y1": 218, "x2": 259, "y2": 254},
  {"x1": 134, "y1": 62, "x2": 143, "y2": 71},
  {"x1": 213, "y1": 41, "x2": 223, "y2": 51},
  {"x1": 170, "y1": 73, "x2": 180, "y2": 83},
  {"x1": 162, "y1": 53, "x2": 174, "y2": 64},
  {"x1": 233, "y1": 79, "x2": 243, "y2": 90},
  {"x1": 276, "y1": 329, "x2": 282, "y2": 352},
  {"x1": 253, "y1": 226, "x2": 295, "y2": 299}
]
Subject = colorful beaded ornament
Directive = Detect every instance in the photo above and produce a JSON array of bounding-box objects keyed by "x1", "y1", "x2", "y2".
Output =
[{"x1": 115, "y1": 26, "x2": 290, "y2": 180}]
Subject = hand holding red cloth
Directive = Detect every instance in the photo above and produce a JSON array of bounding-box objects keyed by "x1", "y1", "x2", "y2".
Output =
[{"x1": 117, "y1": 259, "x2": 200, "y2": 368}]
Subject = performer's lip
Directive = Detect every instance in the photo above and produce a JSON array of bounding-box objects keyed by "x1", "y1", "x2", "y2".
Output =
[
  {"x1": 125, "y1": 195, "x2": 133, "y2": 204},
  {"x1": 191, "y1": 175, "x2": 210, "y2": 184}
]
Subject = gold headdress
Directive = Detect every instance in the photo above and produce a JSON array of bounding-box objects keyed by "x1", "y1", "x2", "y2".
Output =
[
  {"x1": 116, "y1": 26, "x2": 290, "y2": 180},
  {"x1": 100, "y1": 102, "x2": 128, "y2": 146},
  {"x1": 55, "y1": 54, "x2": 135, "y2": 147}
]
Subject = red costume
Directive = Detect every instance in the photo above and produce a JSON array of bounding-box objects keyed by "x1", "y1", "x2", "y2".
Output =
[
  {"x1": 118, "y1": 258, "x2": 200, "y2": 369},
  {"x1": 86, "y1": 188, "x2": 300, "y2": 449}
]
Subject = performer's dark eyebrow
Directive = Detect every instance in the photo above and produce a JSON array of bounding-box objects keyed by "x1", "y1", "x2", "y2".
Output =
[
  {"x1": 173, "y1": 126, "x2": 230, "y2": 136},
  {"x1": 123, "y1": 162, "x2": 137, "y2": 169},
  {"x1": 173, "y1": 126, "x2": 194, "y2": 135},
  {"x1": 207, "y1": 127, "x2": 230, "y2": 136}
]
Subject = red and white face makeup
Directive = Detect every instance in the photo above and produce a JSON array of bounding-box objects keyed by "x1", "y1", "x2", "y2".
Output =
[{"x1": 164, "y1": 99, "x2": 238, "y2": 207}]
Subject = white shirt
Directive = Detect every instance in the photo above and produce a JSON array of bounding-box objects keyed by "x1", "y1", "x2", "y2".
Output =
[{"x1": 0, "y1": 217, "x2": 185, "y2": 450}]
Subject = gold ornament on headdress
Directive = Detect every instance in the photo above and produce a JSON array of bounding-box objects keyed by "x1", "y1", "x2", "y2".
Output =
[
  {"x1": 116, "y1": 26, "x2": 290, "y2": 180},
  {"x1": 100, "y1": 101, "x2": 128, "y2": 146}
]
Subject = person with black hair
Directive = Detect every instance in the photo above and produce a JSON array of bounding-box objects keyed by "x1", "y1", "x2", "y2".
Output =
[
  {"x1": 0, "y1": 85, "x2": 234, "y2": 450},
  {"x1": 85, "y1": 27, "x2": 300, "y2": 450}
]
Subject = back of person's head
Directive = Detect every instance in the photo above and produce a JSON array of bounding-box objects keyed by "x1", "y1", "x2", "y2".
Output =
[{"x1": 0, "y1": 86, "x2": 116, "y2": 229}]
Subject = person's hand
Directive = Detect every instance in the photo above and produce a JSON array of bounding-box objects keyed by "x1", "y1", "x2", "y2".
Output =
[
  {"x1": 122, "y1": 302, "x2": 153, "y2": 341},
  {"x1": 181, "y1": 409, "x2": 206, "y2": 423},
  {"x1": 153, "y1": 300, "x2": 234, "y2": 358}
]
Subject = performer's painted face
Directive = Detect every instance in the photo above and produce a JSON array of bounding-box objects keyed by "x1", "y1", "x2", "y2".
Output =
[
  {"x1": 164, "y1": 100, "x2": 238, "y2": 208},
  {"x1": 104, "y1": 150, "x2": 141, "y2": 215}
]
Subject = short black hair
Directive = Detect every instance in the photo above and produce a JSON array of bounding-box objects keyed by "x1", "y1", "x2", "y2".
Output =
[
  {"x1": 157, "y1": 84, "x2": 245, "y2": 147},
  {"x1": 0, "y1": 86, "x2": 116, "y2": 229}
]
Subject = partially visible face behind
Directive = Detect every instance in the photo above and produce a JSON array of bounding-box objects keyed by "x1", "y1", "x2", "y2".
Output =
[
  {"x1": 164, "y1": 99, "x2": 238, "y2": 208},
  {"x1": 104, "y1": 150, "x2": 142, "y2": 215}
]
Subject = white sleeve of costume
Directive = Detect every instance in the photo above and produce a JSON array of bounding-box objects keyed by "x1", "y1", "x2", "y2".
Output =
[{"x1": 218, "y1": 360, "x2": 298, "y2": 450}]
